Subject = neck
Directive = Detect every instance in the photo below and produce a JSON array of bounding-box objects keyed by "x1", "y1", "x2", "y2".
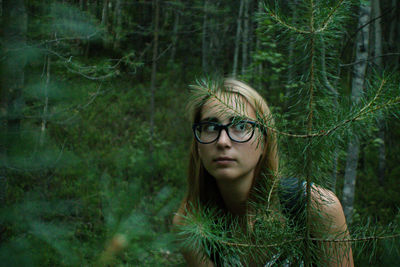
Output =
[{"x1": 216, "y1": 172, "x2": 254, "y2": 216}]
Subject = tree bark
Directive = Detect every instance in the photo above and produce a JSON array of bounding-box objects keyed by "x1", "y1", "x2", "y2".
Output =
[
  {"x1": 342, "y1": 3, "x2": 371, "y2": 224},
  {"x1": 232, "y1": 0, "x2": 244, "y2": 78}
]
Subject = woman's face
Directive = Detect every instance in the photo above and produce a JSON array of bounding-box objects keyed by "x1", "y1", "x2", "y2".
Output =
[{"x1": 197, "y1": 94, "x2": 263, "y2": 182}]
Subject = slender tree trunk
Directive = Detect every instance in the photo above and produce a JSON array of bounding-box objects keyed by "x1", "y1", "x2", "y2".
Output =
[
  {"x1": 113, "y1": 0, "x2": 122, "y2": 50},
  {"x1": 284, "y1": 0, "x2": 299, "y2": 109},
  {"x1": 202, "y1": 0, "x2": 208, "y2": 74},
  {"x1": 372, "y1": 0, "x2": 385, "y2": 186},
  {"x1": 241, "y1": 0, "x2": 249, "y2": 75},
  {"x1": 232, "y1": 0, "x2": 244, "y2": 77},
  {"x1": 40, "y1": 55, "x2": 51, "y2": 147},
  {"x1": 79, "y1": 0, "x2": 86, "y2": 11},
  {"x1": 342, "y1": 3, "x2": 371, "y2": 224},
  {"x1": 101, "y1": 0, "x2": 109, "y2": 47},
  {"x1": 1, "y1": 0, "x2": 27, "y2": 133},
  {"x1": 388, "y1": 0, "x2": 398, "y2": 70},
  {"x1": 321, "y1": 41, "x2": 339, "y2": 192},
  {"x1": 149, "y1": 0, "x2": 159, "y2": 182},
  {"x1": 170, "y1": 8, "x2": 180, "y2": 64},
  {"x1": 101, "y1": 0, "x2": 108, "y2": 27},
  {"x1": 254, "y1": 0, "x2": 263, "y2": 89},
  {"x1": 0, "y1": 0, "x2": 27, "y2": 204}
]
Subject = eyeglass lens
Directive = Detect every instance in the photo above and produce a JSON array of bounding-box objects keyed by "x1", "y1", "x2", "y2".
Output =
[{"x1": 194, "y1": 121, "x2": 255, "y2": 143}]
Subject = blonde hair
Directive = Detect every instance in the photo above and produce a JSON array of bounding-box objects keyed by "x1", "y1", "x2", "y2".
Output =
[{"x1": 185, "y1": 78, "x2": 279, "y2": 211}]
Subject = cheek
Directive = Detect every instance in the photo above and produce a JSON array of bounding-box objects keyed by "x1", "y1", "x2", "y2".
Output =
[
  {"x1": 245, "y1": 141, "x2": 263, "y2": 165},
  {"x1": 197, "y1": 145, "x2": 209, "y2": 163}
]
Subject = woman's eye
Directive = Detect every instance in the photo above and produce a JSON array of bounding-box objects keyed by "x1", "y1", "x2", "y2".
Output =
[
  {"x1": 233, "y1": 122, "x2": 248, "y2": 132},
  {"x1": 204, "y1": 124, "x2": 218, "y2": 132}
]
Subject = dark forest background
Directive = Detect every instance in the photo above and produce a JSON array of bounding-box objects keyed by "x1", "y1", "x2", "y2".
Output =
[{"x1": 1, "y1": 0, "x2": 400, "y2": 266}]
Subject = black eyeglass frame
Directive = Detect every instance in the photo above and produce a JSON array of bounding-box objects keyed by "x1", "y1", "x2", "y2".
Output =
[{"x1": 192, "y1": 120, "x2": 260, "y2": 144}]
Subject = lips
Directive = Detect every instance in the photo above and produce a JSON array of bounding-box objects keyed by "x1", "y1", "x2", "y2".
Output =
[{"x1": 214, "y1": 157, "x2": 236, "y2": 163}]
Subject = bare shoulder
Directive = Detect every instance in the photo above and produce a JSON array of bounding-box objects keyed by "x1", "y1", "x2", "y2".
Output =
[
  {"x1": 310, "y1": 185, "x2": 348, "y2": 231},
  {"x1": 172, "y1": 199, "x2": 188, "y2": 227},
  {"x1": 310, "y1": 185, "x2": 354, "y2": 266}
]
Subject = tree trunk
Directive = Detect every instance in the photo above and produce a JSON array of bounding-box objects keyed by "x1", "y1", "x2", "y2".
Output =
[
  {"x1": 342, "y1": 3, "x2": 371, "y2": 224},
  {"x1": 202, "y1": 0, "x2": 208, "y2": 74},
  {"x1": 149, "y1": 0, "x2": 159, "y2": 182},
  {"x1": 372, "y1": 0, "x2": 385, "y2": 186},
  {"x1": 284, "y1": 0, "x2": 299, "y2": 109},
  {"x1": 1, "y1": 0, "x2": 27, "y2": 131},
  {"x1": 101, "y1": 0, "x2": 109, "y2": 48},
  {"x1": 254, "y1": 0, "x2": 263, "y2": 89},
  {"x1": 113, "y1": 0, "x2": 122, "y2": 50},
  {"x1": 321, "y1": 41, "x2": 339, "y2": 192},
  {"x1": 40, "y1": 55, "x2": 51, "y2": 147},
  {"x1": 241, "y1": 0, "x2": 249, "y2": 75},
  {"x1": 232, "y1": 0, "x2": 244, "y2": 78},
  {"x1": 0, "y1": 0, "x2": 27, "y2": 203},
  {"x1": 80, "y1": 0, "x2": 86, "y2": 11},
  {"x1": 388, "y1": 0, "x2": 398, "y2": 70},
  {"x1": 101, "y1": 0, "x2": 108, "y2": 27},
  {"x1": 170, "y1": 7, "x2": 180, "y2": 64}
]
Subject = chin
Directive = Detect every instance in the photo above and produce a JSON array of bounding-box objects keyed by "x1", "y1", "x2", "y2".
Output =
[{"x1": 211, "y1": 169, "x2": 241, "y2": 181}]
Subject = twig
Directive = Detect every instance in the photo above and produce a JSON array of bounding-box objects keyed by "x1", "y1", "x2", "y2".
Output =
[
  {"x1": 215, "y1": 233, "x2": 400, "y2": 248},
  {"x1": 264, "y1": 5, "x2": 309, "y2": 34},
  {"x1": 204, "y1": 79, "x2": 398, "y2": 139},
  {"x1": 340, "y1": 53, "x2": 400, "y2": 67},
  {"x1": 315, "y1": 0, "x2": 345, "y2": 33}
]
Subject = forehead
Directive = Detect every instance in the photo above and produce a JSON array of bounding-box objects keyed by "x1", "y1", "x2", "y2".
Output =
[{"x1": 200, "y1": 93, "x2": 256, "y2": 121}]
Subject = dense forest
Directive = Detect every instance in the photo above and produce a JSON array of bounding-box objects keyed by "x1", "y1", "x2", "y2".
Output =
[{"x1": 1, "y1": 0, "x2": 400, "y2": 266}]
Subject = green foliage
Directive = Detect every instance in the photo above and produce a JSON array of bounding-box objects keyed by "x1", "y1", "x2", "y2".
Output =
[{"x1": 1, "y1": 0, "x2": 399, "y2": 265}]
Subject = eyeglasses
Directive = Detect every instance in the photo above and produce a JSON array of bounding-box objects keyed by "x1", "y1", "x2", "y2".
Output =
[{"x1": 192, "y1": 120, "x2": 259, "y2": 144}]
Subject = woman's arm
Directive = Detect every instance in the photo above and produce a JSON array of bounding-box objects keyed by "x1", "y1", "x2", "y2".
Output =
[
  {"x1": 311, "y1": 186, "x2": 354, "y2": 267},
  {"x1": 172, "y1": 201, "x2": 215, "y2": 267}
]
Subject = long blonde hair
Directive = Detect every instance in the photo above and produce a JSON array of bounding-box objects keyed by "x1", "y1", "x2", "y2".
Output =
[{"x1": 185, "y1": 78, "x2": 279, "y2": 212}]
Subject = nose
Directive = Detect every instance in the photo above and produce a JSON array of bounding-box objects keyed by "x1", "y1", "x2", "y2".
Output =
[{"x1": 216, "y1": 128, "x2": 232, "y2": 147}]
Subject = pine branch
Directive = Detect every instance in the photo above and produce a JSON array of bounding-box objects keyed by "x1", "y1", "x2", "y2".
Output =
[
  {"x1": 202, "y1": 233, "x2": 400, "y2": 249},
  {"x1": 263, "y1": 4, "x2": 309, "y2": 34},
  {"x1": 315, "y1": 0, "x2": 346, "y2": 33},
  {"x1": 195, "y1": 79, "x2": 399, "y2": 139},
  {"x1": 311, "y1": 233, "x2": 400, "y2": 243}
]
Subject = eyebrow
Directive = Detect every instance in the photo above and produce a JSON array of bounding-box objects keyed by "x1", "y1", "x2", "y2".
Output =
[
  {"x1": 199, "y1": 117, "x2": 220, "y2": 123},
  {"x1": 200, "y1": 116, "x2": 244, "y2": 123}
]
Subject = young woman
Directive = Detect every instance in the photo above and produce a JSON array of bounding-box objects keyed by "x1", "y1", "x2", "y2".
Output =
[{"x1": 173, "y1": 78, "x2": 354, "y2": 266}]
